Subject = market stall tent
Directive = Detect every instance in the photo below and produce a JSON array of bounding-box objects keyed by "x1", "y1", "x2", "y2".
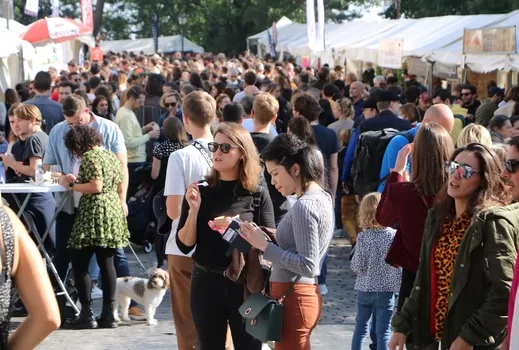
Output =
[
  {"x1": 246, "y1": 16, "x2": 293, "y2": 48},
  {"x1": 426, "y1": 10, "x2": 519, "y2": 73},
  {"x1": 0, "y1": 27, "x2": 36, "y2": 91},
  {"x1": 100, "y1": 35, "x2": 204, "y2": 55}
]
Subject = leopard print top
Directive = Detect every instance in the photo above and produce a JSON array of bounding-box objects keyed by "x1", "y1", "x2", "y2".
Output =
[{"x1": 433, "y1": 212, "x2": 471, "y2": 341}]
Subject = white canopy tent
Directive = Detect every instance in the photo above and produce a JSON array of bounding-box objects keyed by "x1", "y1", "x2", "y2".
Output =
[
  {"x1": 426, "y1": 10, "x2": 519, "y2": 73},
  {"x1": 0, "y1": 19, "x2": 36, "y2": 90},
  {"x1": 101, "y1": 35, "x2": 204, "y2": 54},
  {"x1": 256, "y1": 22, "x2": 310, "y2": 52},
  {"x1": 246, "y1": 16, "x2": 293, "y2": 47}
]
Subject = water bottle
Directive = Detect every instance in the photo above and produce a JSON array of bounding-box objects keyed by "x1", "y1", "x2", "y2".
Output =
[{"x1": 35, "y1": 165, "x2": 44, "y2": 185}]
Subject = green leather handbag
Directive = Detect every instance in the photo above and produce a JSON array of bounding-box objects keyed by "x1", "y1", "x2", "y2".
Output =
[{"x1": 238, "y1": 276, "x2": 300, "y2": 343}]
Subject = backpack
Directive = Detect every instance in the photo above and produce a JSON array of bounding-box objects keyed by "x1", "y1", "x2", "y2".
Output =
[
  {"x1": 454, "y1": 114, "x2": 467, "y2": 127},
  {"x1": 351, "y1": 128, "x2": 413, "y2": 196}
]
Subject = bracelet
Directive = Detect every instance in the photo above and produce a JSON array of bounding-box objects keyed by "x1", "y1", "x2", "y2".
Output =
[{"x1": 69, "y1": 182, "x2": 74, "y2": 190}]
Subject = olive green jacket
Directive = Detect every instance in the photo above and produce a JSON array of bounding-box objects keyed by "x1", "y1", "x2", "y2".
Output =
[{"x1": 392, "y1": 204, "x2": 519, "y2": 349}]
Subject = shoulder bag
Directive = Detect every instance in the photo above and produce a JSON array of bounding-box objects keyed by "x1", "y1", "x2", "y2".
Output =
[{"x1": 238, "y1": 276, "x2": 301, "y2": 342}]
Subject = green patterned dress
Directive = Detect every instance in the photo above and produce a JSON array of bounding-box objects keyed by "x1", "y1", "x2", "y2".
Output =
[{"x1": 68, "y1": 148, "x2": 129, "y2": 250}]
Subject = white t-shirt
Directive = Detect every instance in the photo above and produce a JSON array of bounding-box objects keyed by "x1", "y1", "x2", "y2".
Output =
[
  {"x1": 242, "y1": 118, "x2": 278, "y2": 136},
  {"x1": 164, "y1": 138, "x2": 213, "y2": 256}
]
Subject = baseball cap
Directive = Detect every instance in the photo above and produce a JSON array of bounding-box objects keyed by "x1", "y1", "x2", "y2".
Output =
[
  {"x1": 488, "y1": 87, "x2": 505, "y2": 98},
  {"x1": 363, "y1": 99, "x2": 378, "y2": 109},
  {"x1": 378, "y1": 90, "x2": 400, "y2": 102},
  {"x1": 419, "y1": 91, "x2": 432, "y2": 103}
]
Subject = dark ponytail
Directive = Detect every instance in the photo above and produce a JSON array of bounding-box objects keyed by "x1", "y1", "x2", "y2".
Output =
[{"x1": 260, "y1": 133, "x2": 326, "y2": 194}]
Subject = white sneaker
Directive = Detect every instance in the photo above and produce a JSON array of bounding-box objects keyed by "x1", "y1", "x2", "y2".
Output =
[
  {"x1": 319, "y1": 284, "x2": 328, "y2": 296},
  {"x1": 91, "y1": 285, "x2": 103, "y2": 300}
]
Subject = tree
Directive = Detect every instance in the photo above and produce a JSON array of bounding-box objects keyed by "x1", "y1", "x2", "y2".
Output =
[{"x1": 383, "y1": 0, "x2": 519, "y2": 18}]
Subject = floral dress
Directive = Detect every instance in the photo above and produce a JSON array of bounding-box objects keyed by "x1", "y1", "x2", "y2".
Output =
[{"x1": 68, "y1": 149, "x2": 129, "y2": 250}]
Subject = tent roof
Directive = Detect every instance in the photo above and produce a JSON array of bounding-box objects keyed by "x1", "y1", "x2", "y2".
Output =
[
  {"x1": 100, "y1": 35, "x2": 204, "y2": 54},
  {"x1": 0, "y1": 17, "x2": 27, "y2": 36},
  {"x1": 247, "y1": 16, "x2": 294, "y2": 42},
  {"x1": 426, "y1": 10, "x2": 519, "y2": 72}
]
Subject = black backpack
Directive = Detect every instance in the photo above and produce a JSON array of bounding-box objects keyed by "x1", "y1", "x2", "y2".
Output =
[{"x1": 351, "y1": 128, "x2": 413, "y2": 196}]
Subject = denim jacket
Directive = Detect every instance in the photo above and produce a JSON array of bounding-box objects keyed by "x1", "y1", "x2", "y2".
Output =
[{"x1": 392, "y1": 204, "x2": 519, "y2": 349}]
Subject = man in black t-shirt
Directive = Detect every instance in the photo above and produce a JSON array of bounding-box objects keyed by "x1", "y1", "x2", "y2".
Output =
[{"x1": 249, "y1": 93, "x2": 291, "y2": 225}]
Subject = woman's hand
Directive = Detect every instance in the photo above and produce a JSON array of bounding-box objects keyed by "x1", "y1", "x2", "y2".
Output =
[
  {"x1": 59, "y1": 174, "x2": 71, "y2": 188},
  {"x1": 66, "y1": 174, "x2": 77, "y2": 183},
  {"x1": 449, "y1": 337, "x2": 473, "y2": 350},
  {"x1": 239, "y1": 221, "x2": 269, "y2": 251},
  {"x1": 391, "y1": 143, "x2": 413, "y2": 176},
  {"x1": 185, "y1": 183, "x2": 201, "y2": 212},
  {"x1": 388, "y1": 332, "x2": 407, "y2": 350}
]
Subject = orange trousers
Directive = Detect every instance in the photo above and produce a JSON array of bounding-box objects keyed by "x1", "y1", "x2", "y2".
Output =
[{"x1": 270, "y1": 282, "x2": 322, "y2": 350}]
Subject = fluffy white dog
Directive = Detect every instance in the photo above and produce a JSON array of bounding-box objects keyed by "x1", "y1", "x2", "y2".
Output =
[{"x1": 113, "y1": 268, "x2": 169, "y2": 326}]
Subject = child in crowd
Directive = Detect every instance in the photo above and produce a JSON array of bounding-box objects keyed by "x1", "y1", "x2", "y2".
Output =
[{"x1": 350, "y1": 192, "x2": 401, "y2": 350}]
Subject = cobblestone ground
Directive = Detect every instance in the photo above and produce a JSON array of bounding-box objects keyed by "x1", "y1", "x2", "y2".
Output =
[{"x1": 28, "y1": 237, "x2": 368, "y2": 349}]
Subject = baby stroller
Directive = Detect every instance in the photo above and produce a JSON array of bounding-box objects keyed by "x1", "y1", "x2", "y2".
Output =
[{"x1": 127, "y1": 164, "x2": 155, "y2": 254}]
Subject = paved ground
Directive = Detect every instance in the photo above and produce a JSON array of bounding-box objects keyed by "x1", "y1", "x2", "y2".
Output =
[{"x1": 27, "y1": 236, "x2": 368, "y2": 349}]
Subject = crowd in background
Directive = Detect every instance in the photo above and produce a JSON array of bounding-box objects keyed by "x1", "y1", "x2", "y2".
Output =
[{"x1": 1, "y1": 49, "x2": 519, "y2": 350}]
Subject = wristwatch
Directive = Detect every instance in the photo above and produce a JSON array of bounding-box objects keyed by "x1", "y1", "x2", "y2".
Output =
[{"x1": 69, "y1": 182, "x2": 74, "y2": 190}]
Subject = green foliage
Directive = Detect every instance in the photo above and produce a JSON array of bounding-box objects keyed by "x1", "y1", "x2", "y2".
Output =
[{"x1": 383, "y1": 0, "x2": 519, "y2": 18}]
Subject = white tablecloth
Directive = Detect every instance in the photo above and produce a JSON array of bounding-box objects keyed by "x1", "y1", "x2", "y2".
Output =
[{"x1": 0, "y1": 183, "x2": 68, "y2": 194}]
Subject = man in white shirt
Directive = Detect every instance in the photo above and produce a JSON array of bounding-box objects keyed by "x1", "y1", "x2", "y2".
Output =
[{"x1": 164, "y1": 91, "x2": 215, "y2": 350}]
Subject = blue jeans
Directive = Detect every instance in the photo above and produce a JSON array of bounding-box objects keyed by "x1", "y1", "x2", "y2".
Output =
[
  {"x1": 318, "y1": 254, "x2": 328, "y2": 285},
  {"x1": 351, "y1": 291, "x2": 396, "y2": 350}
]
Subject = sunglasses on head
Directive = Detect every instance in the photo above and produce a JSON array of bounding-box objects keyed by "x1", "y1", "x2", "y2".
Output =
[
  {"x1": 445, "y1": 161, "x2": 479, "y2": 179},
  {"x1": 504, "y1": 159, "x2": 519, "y2": 173},
  {"x1": 164, "y1": 102, "x2": 177, "y2": 108},
  {"x1": 208, "y1": 142, "x2": 238, "y2": 154}
]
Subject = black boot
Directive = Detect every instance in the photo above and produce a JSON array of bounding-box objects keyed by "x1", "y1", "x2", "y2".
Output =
[
  {"x1": 97, "y1": 300, "x2": 118, "y2": 328},
  {"x1": 63, "y1": 302, "x2": 98, "y2": 329}
]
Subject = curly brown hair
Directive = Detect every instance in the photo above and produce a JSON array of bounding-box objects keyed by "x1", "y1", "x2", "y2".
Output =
[
  {"x1": 435, "y1": 142, "x2": 511, "y2": 220},
  {"x1": 64, "y1": 124, "x2": 103, "y2": 157}
]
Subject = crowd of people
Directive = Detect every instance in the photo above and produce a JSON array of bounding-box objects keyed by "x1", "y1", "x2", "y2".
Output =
[{"x1": 0, "y1": 50, "x2": 519, "y2": 350}]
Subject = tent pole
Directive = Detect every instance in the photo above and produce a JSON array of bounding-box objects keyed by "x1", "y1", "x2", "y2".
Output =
[{"x1": 5, "y1": 0, "x2": 10, "y2": 30}]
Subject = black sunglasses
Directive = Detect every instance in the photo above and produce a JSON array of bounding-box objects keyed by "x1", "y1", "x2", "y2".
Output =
[
  {"x1": 505, "y1": 159, "x2": 519, "y2": 174},
  {"x1": 208, "y1": 142, "x2": 238, "y2": 154},
  {"x1": 461, "y1": 92, "x2": 472, "y2": 96},
  {"x1": 445, "y1": 161, "x2": 479, "y2": 179},
  {"x1": 164, "y1": 102, "x2": 177, "y2": 108}
]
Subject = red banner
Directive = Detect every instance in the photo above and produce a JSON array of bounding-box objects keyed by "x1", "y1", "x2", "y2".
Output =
[{"x1": 80, "y1": 0, "x2": 93, "y2": 31}]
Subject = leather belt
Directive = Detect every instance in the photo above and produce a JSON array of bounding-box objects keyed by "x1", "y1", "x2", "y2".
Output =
[{"x1": 194, "y1": 262, "x2": 226, "y2": 276}]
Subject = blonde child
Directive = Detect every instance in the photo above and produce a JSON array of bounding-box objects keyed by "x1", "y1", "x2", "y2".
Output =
[{"x1": 351, "y1": 193, "x2": 401, "y2": 350}]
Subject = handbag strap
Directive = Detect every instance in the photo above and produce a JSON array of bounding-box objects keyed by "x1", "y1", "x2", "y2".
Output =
[
  {"x1": 278, "y1": 275, "x2": 302, "y2": 304},
  {"x1": 192, "y1": 141, "x2": 213, "y2": 168}
]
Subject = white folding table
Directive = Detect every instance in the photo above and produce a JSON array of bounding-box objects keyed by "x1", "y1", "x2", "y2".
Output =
[{"x1": 0, "y1": 183, "x2": 79, "y2": 314}]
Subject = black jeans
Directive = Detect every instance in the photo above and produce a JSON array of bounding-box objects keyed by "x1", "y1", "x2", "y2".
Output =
[
  {"x1": 70, "y1": 247, "x2": 117, "y2": 304},
  {"x1": 4, "y1": 192, "x2": 55, "y2": 252},
  {"x1": 397, "y1": 268, "x2": 417, "y2": 312},
  {"x1": 190, "y1": 266, "x2": 262, "y2": 350}
]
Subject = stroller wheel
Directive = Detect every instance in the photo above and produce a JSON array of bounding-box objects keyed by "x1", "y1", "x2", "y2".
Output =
[{"x1": 143, "y1": 241, "x2": 153, "y2": 254}]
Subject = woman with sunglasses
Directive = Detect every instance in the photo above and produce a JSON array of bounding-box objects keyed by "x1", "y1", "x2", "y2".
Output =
[
  {"x1": 390, "y1": 143, "x2": 518, "y2": 350},
  {"x1": 176, "y1": 122, "x2": 275, "y2": 350}
]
